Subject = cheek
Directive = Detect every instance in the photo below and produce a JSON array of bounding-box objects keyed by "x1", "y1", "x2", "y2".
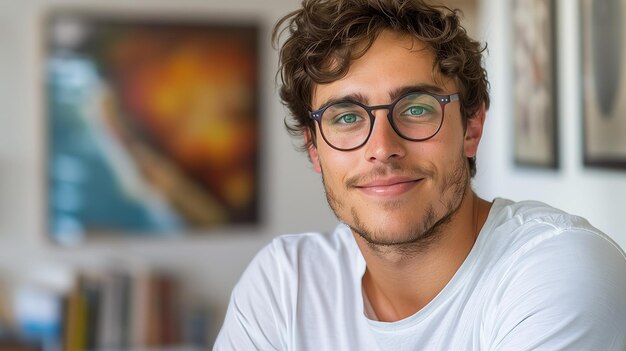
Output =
[
  {"x1": 439, "y1": 117, "x2": 467, "y2": 154},
  {"x1": 316, "y1": 147, "x2": 355, "y2": 183},
  {"x1": 425, "y1": 125, "x2": 464, "y2": 155},
  {"x1": 416, "y1": 128, "x2": 466, "y2": 173}
]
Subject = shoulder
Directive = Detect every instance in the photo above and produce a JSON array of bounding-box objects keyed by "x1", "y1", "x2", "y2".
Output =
[
  {"x1": 488, "y1": 197, "x2": 603, "y2": 233},
  {"x1": 483, "y1": 198, "x2": 624, "y2": 261},
  {"x1": 485, "y1": 198, "x2": 626, "y2": 293},
  {"x1": 215, "y1": 223, "x2": 358, "y2": 350},
  {"x1": 235, "y1": 222, "x2": 357, "y2": 286},
  {"x1": 230, "y1": 223, "x2": 361, "y2": 318},
  {"x1": 255, "y1": 222, "x2": 359, "y2": 270},
  {"x1": 481, "y1": 199, "x2": 626, "y2": 350}
]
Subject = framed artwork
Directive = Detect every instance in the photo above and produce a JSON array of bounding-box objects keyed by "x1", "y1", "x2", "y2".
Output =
[
  {"x1": 511, "y1": 0, "x2": 559, "y2": 168},
  {"x1": 581, "y1": 0, "x2": 626, "y2": 169},
  {"x1": 43, "y1": 11, "x2": 260, "y2": 244}
]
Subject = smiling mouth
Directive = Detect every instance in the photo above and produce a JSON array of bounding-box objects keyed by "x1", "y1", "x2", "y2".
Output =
[{"x1": 355, "y1": 178, "x2": 423, "y2": 196}]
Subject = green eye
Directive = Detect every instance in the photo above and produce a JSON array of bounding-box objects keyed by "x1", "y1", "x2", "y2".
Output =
[
  {"x1": 406, "y1": 106, "x2": 427, "y2": 116},
  {"x1": 337, "y1": 113, "x2": 358, "y2": 124}
]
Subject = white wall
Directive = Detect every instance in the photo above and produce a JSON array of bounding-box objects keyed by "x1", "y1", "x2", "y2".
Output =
[
  {"x1": 0, "y1": 0, "x2": 338, "y2": 343},
  {"x1": 475, "y1": 0, "x2": 626, "y2": 250}
]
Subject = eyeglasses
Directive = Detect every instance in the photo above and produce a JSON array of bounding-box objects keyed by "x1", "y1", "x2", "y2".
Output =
[{"x1": 310, "y1": 91, "x2": 460, "y2": 151}]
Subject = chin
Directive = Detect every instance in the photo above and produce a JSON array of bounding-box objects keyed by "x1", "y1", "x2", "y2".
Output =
[{"x1": 348, "y1": 210, "x2": 424, "y2": 245}]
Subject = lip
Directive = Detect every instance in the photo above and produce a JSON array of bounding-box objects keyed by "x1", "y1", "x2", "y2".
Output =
[{"x1": 355, "y1": 177, "x2": 422, "y2": 197}]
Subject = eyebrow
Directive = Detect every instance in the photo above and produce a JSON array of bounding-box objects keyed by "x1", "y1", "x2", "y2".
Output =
[
  {"x1": 314, "y1": 92, "x2": 369, "y2": 111},
  {"x1": 388, "y1": 84, "x2": 446, "y2": 101},
  {"x1": 314, "y1": 83, "x2": 447, "y2": 111}
]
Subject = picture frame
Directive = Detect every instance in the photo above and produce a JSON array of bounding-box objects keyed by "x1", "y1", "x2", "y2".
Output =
[
  {"x1": 581, "y1": 0, "x2": 626, "y2": 169},
  {"x1": 43, "y1": 10, "x2": 261, "y2": 244},
  {"x1": 511, "y1": 0, "x2": 559, "y2": 168}
]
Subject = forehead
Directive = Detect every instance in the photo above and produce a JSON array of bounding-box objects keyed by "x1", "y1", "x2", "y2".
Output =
[{"x1": 312, "y1": 30, "x2": 455, "y2": 108}]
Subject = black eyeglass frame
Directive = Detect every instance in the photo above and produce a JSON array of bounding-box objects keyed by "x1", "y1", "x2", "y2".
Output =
[{"x1": 309, "y1": 91, "x2": 460, "y2": 151}]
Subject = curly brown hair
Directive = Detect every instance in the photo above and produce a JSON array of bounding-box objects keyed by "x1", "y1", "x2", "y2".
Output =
[{"x1": 272, "y1": 0, "x2": 490, "y2": 177}]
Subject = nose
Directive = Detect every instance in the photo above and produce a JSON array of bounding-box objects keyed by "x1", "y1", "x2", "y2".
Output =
[{"x1": 363, "y1": 110, "x2": 406, "y2": 162}]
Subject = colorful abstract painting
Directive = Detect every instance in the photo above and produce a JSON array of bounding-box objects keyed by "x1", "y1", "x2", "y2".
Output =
[{"x1": 44, "y1": 12, "x2": 260, "y2": 243}]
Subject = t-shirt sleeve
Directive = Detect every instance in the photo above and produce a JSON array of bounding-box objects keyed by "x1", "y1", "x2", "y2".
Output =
[
  {"x1": 487, "y1": 228, "x2": 626, "y2": 350},
  {"x1": 213, "y1": 240, "x2": 291, "y2": 351}
]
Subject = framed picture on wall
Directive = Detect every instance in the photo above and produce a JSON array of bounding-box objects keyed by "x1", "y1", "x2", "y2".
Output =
[
  {"x1": 581, "y1": 0, "x2": 626, "y2": 169},
  {"x1": 43, "y1": 10, "x2": 261, "y2": 244},
  {"x1": 511, "y1": 0, "x2": 559, "y2": 168}
]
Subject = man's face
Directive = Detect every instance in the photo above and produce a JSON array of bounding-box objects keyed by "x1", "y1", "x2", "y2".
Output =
[{"x1": 309, "y1": 30, "x2": 484, "y2": 246}]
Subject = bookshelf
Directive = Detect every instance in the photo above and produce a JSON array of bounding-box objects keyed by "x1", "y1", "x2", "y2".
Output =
[{"x1": 1, "y1": 267, "x2": 211, "y2": 351}]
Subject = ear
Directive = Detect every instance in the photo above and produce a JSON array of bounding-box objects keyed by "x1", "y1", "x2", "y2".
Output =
[
  {"x1": 305, "y1": 129, "x2": 322, "y2": 173},
  {"x1": 463, "y1": 103, "x2": 486, "y2": 158}
]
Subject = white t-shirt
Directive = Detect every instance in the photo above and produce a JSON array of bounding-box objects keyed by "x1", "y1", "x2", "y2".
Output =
[{"x1": 214, "y1": 199, "x2": 626, "y2": 350}]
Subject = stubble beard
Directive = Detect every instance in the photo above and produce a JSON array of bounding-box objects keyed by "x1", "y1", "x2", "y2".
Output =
[{"x1": 321, "y1": 153, "x2": 470, "y2": 257}]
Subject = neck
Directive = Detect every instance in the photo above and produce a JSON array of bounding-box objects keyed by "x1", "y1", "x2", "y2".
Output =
[{"x1": 356, "y1": 190, "x2": 491, "y2": 322}]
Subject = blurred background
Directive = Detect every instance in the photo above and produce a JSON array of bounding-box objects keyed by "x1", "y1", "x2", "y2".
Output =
[{"x1": 0, "y1": 0, "x2": 625, "y2": 349}]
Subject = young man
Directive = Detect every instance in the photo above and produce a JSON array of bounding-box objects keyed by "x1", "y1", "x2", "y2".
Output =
[{"x1": 215, "y1": 0, "x2": 626, "y2": 349}]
